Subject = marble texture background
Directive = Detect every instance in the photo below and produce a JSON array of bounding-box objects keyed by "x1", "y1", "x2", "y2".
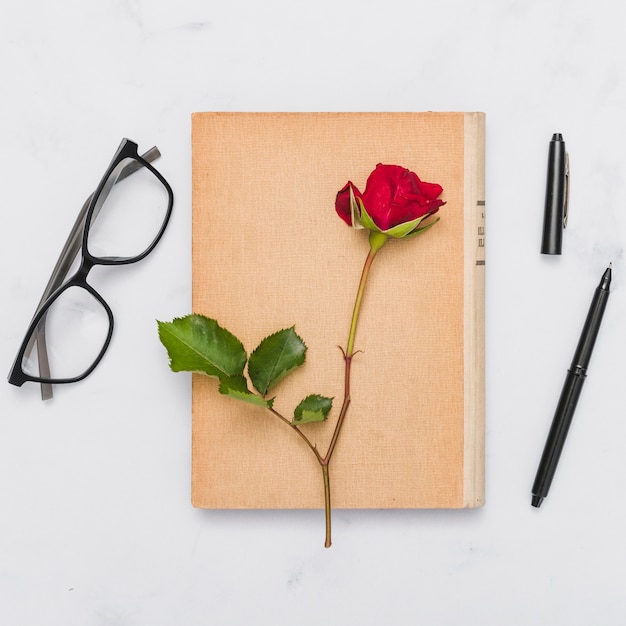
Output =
[{"x1": 2, "y1": 1, "x2": 625, "y2": 624}]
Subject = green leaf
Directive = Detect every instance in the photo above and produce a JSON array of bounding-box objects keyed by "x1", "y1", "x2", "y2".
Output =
[
  {"x1": 248, "y1": 327, "x2": 307, "y2": 395},
  {"x1": 157, "y1": 314, "x2": 247, "y2": 380},
  {"x1": 219, "y1": 376, "x2": 272, "y2": 408},
  {"x1": 293, "y1": 394, "x2": 333, "y2": 424}
]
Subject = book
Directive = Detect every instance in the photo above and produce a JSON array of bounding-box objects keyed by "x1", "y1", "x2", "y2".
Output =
[{"x1": 191, "y1": 112, "x2": 485, "y2": 509}]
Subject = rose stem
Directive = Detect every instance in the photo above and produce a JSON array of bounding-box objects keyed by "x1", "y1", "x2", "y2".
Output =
[
  {"x1": 322, "y1": 464, "x2": 331, "y2": 547},
  {"x1": 326, "y1": 230, "x2": 387, "y2": 461},
  {"x1": 268, "y1": 231, "x2": 388, "y2": 548},
  {"x1": 320, "y1": 230, "x2": 389, "y2": 547}
]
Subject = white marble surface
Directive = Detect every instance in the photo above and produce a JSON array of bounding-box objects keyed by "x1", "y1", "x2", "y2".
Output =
[{"x1": 2, "y1": 1, "x2": 626, "y2": 624}]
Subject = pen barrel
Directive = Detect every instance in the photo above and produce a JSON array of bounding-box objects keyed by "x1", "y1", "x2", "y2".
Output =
[
  {"x1": 541, "y1": 135, "x2": 566, "y2": 255},
  {"x1": 532, "y1": 267, "x2": 611, "y2": 505},
  {"x1": 532, "y1": 370, "x2": 586, "y2": 499},
  {"x1": 571, "y1": 283, "x2": 610, "y2": 370}
]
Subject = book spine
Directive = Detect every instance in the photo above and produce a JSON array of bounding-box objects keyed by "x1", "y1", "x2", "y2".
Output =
[{"x1": 463, "y1": 112, "x2": 486, "y2": 507}]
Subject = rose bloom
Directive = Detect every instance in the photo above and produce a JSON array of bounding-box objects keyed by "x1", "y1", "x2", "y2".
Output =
[{"x1": 335, "y1": 164, "x2": 444, "y2": 237}]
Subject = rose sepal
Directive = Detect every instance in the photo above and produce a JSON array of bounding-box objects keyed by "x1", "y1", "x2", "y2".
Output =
[
  {"x1": 349, "y1": 185, "x2": 365, "y2": 230},
  {"x1": 401, "y1": 216, "x2": 441, "y2": 238},
  {"x1": 355, "y1": 197, "x2": 377, "y2": 231},
  {"x1": 358, "y1": 198, "x2": 436, "y2": 239},
  {"x1": 383, "y1": 214, "x2": 430, "y2": 238}
]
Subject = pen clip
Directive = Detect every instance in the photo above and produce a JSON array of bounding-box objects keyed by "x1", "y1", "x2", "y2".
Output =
[{"x1": 563, "y1": 151, "x2": 569, "y2": 228}]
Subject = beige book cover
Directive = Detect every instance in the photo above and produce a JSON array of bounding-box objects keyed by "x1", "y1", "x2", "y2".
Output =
[{"x1": 191, "y1": 112, "x2": 485, "y2": 509}]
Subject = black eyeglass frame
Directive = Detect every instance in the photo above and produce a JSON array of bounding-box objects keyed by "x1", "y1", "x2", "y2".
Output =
[{"x1": 8, "y1": 138, "x2": 173, "y2": 390}]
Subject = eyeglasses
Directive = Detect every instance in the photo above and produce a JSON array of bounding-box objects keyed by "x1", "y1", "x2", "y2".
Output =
[{"x1": 8, "y1": 138, "x2": 174, "y2": 400}]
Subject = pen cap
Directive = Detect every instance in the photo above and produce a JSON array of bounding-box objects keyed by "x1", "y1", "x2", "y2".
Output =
[{"x1": 541, "y1": 133, "x2": 567, "y2": 255}]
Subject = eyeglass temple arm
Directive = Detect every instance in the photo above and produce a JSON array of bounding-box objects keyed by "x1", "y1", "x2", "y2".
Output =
[{"x1": 33, "y1": 146, "x2": 161, "y2": 400}]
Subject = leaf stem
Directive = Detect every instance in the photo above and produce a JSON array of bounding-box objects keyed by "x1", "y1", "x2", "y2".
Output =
[{"x1": 268, "y1": 407, "x2": 323, "y2": 464}]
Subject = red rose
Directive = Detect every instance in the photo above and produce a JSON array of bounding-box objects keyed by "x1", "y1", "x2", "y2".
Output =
[{"x1": 335, "y1": 164, "x2": 444, "y2": 238}]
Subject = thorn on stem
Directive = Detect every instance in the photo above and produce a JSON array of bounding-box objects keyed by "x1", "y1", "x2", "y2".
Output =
[{"x1": 338, "y1": 345, "x2": 363, "y2": 360}]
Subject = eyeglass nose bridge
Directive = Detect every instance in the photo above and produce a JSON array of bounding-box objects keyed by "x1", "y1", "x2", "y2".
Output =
[{"x1": 72, "y1": 254, "x2": 96, "y2": 282}]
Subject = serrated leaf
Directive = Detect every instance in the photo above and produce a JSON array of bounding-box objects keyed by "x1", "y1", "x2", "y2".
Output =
[
  {"x1": 157, "y1": 315, "x2": 246, "y2": 380},
  {"x1": 248, "y1": 327, "x2": 307, "y2": 395},
  {"x1": 219, "y1": 375, "x2": 272, "y2": 408},
  {"x1": 293, "y1": 394, "x2": 333, "y2": 424}
]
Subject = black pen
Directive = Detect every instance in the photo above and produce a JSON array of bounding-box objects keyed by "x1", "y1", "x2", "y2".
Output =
[
  {"x1": 532, "y1": 265, "x2": 612, "y2": 507},
  {"x1": 541, "y1": 133, "x2": 569, "y2": 255}
]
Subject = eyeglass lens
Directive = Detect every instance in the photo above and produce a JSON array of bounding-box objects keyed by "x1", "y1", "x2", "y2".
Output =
[
  {"x1": 22, "y1": 286, "x2": 110, "y2": 381},
  {"x1": 87, "y1": 157, "x2": 171, "y2": 260}
]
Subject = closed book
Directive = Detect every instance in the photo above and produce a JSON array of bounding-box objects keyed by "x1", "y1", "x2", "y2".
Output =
[{"x1": 191, "y1": 112, "x2": 485, "y2": 509}]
